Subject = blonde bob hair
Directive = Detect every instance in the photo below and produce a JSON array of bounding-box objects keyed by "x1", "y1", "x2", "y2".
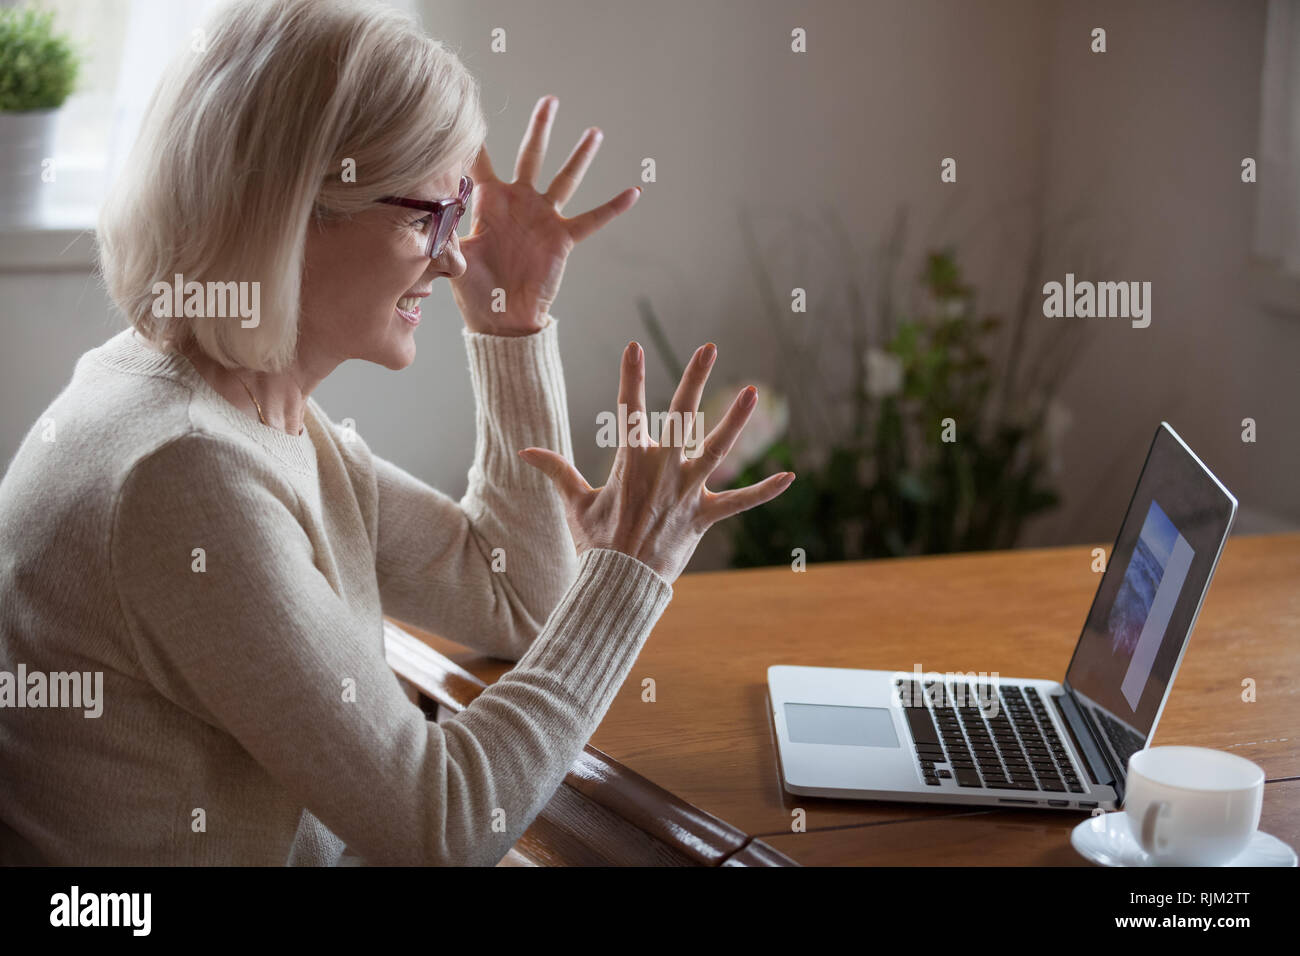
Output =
[{"x1": 97, "y1": 0, "x2": 487, "y2": 372}]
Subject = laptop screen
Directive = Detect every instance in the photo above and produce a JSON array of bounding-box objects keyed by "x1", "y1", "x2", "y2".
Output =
[{"x1": 1063, "y1": 423, "x2": 1236, "y2": 753}]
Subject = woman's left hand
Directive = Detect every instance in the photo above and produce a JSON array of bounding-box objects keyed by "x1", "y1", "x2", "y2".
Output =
[{"x1": 449, "y1": 95, "x2": 641, "y2": 336}]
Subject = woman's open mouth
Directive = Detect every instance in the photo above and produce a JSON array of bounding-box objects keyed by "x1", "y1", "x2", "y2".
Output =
[{"x1": 396, "y1": 296, "x2": 421, "y2": 326}]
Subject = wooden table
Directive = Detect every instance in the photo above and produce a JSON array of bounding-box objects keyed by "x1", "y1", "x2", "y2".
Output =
[{"x1": 395, "y1": 532, "x2": 1300, "y2": 866}]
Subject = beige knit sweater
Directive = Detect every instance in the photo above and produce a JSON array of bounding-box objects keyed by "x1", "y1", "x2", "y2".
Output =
[{"x1": 0, "y1": 315, "x2": 673, "y2": 865}]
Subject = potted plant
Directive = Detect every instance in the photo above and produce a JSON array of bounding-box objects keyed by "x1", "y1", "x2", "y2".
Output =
[
  {"x1": 0, "y1": 2, "x2": 81, "y2": 229},
  {"x1": 638, "y1": 200, "x2": 1108, "y2": 569}
]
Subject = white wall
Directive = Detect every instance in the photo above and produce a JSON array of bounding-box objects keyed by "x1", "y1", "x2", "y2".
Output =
[
  {"x1": 1, "y1": 0, "x2": 1290, "y2": 574},
  {"x1": 1030, "y1": 0, "x2": 1298, "y2": 545}
]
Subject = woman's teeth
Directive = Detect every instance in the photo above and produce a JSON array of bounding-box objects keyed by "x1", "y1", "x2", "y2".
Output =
[{"x1": 397, "y1": 297, "x2": 421, "y2": 312}]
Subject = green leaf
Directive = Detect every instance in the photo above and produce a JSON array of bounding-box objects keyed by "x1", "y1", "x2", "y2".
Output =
[{"x1": 0, "y1": 4, "x2": 81, "y2": 112}]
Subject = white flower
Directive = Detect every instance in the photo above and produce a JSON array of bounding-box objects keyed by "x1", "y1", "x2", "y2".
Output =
[
  {"x1": 864, "y1": 348, "x2": 904, "y2": 400},
  {"x1": 1044, "y1": 399, "x2": 1073, "y2": 475}
]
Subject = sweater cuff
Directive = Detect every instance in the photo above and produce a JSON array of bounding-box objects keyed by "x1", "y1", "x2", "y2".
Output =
[
  {"x1": 462, "y1": 313, "x2": 574, "y2": 489},
  {"x1": 507, "y1": 548, "x2": 673, "y2": 719}
]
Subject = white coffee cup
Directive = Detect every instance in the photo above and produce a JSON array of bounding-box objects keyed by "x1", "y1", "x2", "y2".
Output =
[{"x1": 1124, "y1": 745, "x2": 1264, "y2": 865}]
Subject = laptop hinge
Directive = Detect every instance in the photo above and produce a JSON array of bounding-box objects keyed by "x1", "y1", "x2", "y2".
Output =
[{"x1": 1053, "y1": 692, "x2": 1122, "y2": 800}]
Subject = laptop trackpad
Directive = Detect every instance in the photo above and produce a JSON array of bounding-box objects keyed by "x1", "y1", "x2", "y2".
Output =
[{"x1": 784, "y1": 703, "x2": 900, "y2": 748}]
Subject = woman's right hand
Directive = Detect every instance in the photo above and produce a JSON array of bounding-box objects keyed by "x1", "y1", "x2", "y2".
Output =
[{"x1": 518, "y1": 340, "x2": 796, "y2": 584}]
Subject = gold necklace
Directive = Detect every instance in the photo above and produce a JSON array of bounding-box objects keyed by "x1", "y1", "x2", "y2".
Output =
[
  {"x1": 233, "y1": 373, "x2": 269, "y2": 426},
  {"x1": 231, "y1": 369, "x2": 305, "y2": 437}
]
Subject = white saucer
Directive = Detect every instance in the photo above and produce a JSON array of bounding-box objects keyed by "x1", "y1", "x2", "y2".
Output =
[{"x1": 1071, "y1": 811, "x2": 1297, "y2": 867}]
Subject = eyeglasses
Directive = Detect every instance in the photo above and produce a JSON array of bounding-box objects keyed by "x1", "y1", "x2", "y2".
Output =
[{"x1": 376, "y1": 175, "x2": 473, "y2": 259}]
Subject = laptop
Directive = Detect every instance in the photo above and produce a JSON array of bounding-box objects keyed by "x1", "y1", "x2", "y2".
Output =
[{"x1": 767, "y1": 422, "x2": 1237, "y2": 812}]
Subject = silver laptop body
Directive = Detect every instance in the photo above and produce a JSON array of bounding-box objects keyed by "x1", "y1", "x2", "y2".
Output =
[{"x1": 768, "y1": 422, "x2": 1238, "y2": 812}]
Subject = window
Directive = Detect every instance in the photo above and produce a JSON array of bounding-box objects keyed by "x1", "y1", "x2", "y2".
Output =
[
  {"x1": 16, "y1": 0, "x2": 224, "y2": 229},
  {"x1": 19, "y1": 0, "x2": 418, "y2": 230}
]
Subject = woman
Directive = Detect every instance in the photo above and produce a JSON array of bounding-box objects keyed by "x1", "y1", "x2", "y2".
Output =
[{"x1": 0, "y1": 0, "x2": 793, "y2": 865}]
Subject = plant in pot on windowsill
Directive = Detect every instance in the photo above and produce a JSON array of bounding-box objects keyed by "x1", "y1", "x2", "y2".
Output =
[{"x1": 0, "y1": 2, "x2": 81, "y2": 229}]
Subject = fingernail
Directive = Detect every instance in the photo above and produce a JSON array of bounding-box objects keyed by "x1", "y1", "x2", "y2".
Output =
[
  {"x1": 702, "y1": 343, "x2": 716, "y2": 367},
  {"x1": 635, "y1": 186, "x2": 643, "y2": 195},
  {"x1": 741, "y1": 385, "x2": 757, "y2": 408},
  {"x1": 782, "y1": 472, "x2": 796, "y2": 483},
  {"x1": 633, "y1": 342, "x2": 643, "y2": 364}
]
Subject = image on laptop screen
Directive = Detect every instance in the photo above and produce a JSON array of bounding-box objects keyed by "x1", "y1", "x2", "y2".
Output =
[{"x1": 1108, "y1": 501, "x2": 1195, "y2": 712}]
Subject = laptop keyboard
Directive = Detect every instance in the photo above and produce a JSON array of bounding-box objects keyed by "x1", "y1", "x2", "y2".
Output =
[
  {"x1": 896, "y1": 678, "x2": 1087, "y2": 793},
  {"x1": 1094, "y1": 707, "x2": 1145, "y2": 769}
]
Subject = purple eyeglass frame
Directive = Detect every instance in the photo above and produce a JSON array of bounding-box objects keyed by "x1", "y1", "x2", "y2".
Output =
[{"x1": 376, "y1": 175, "x2": 473, "y2": 258}]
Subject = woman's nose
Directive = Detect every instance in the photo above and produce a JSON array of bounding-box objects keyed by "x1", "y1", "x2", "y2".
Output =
[{"x1": 433, "y1": 232, "x2": 467, "y2": 279}]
